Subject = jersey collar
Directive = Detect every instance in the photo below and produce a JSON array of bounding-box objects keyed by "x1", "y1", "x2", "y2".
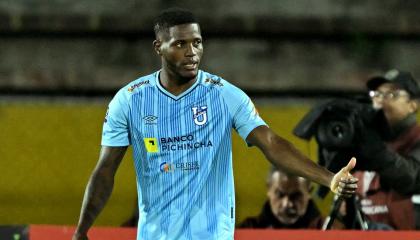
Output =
[{"x1": 155, "y1": 70, "x2": 202, "y2": 101}]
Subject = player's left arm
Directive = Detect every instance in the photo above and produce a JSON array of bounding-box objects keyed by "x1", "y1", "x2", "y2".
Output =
[{"x1": 247, "y1": 125, "x2": 358, "y2": 197}]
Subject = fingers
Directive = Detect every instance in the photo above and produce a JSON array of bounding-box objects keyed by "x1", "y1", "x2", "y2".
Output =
[
  {"x1": 337, "y1": 191, "x2": 354, "y2": 198},
  {"x1": 340, "y1": 177, "x2": 358, "y2": 184},
  {"x1": 342, "y1": 157, "x2": 357, "y2": 173},
  {"x1": 338, "y1": 181, "x2": 358, "y2": 191},
  {"x1": 330, "y1": 158, "x2": 358, "y2": 197},
  {"x1": 336, "y1": 177, "x2": 359, "y2": 198}
]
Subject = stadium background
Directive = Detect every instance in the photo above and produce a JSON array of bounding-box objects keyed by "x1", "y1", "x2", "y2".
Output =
[{"x1": 1, "y1": 0, "x2": 420, "y2": 229}]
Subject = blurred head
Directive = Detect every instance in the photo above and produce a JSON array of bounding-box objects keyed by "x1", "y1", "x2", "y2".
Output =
[
  {"x1": 266, "y1": 168, "x2": 312, "y2": 225},
  {"x1": 153, "y1": 8, "x2": 203, "y2": 81},
  {"x1": 367, "y1": 70, "x2": 419, "y2": 126}
]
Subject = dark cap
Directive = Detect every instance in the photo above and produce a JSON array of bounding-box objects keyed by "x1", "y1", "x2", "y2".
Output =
[{"x1": 366, "y1": 69, "x2": 420, "y2": 98}]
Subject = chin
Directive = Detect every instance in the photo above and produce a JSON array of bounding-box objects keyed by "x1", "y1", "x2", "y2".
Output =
[
  {"x1": 180, "y1": 70, "x2": 198, "y2": 80},
  {"x1": 278, "y1": 216, "x2": 299, "y2": 225}
]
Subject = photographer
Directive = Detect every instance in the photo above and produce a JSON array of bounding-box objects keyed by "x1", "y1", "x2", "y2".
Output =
[{"x1": 353, "y1": 69, "x2": 420, "y2": 230}]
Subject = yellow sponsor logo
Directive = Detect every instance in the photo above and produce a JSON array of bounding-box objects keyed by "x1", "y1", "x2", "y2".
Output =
[{"x1": 144, "y1": 138, "x2": 159, "y2": 153}]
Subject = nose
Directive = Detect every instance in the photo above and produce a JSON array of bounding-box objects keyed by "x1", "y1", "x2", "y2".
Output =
[
  {"x1": 282, "y1": 197, "x2": 294, "y2": 208},
  {"x1": 185, "y1": 43, "x2": 197, "y2": 57},
  {"x1": 372, "y1": 98, "x2": 384, "y2": 110}
]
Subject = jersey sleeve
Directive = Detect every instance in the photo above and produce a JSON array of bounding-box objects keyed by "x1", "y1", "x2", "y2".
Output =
[
  {"x1": 222, "y1": 82, "x2": 267, "y2": 143},
  {"x1": 101, "y1": 89, "x2": 131, "y2": 146}
]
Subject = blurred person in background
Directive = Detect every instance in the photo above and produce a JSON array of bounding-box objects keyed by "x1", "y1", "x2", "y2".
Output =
[
  {"x1": 239, "y1": 167, "x2": 323, "y2": 229},
  {"x1": 352, "y1": 69, "x2": 420, "y2": 229},
  {"x1": 72, "y1": 7, "x2": 358, "y2": 240}
]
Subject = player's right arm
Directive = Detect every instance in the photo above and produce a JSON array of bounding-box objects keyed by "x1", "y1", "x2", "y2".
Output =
[{"x1": 72, "y1": 146, "x2": 128, "y2": 240}]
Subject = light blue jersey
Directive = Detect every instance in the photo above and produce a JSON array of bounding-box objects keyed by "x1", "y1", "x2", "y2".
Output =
[{"x1": 102, "y1": 70, "x2": 266, "y2": 240}]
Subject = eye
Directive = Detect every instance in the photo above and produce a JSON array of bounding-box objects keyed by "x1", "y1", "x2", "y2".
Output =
[
  {"x1": 193, "y1": 39, "x2": 202, "y2": 47},
  {"x1": 275, "y1": 190, "x2": 286, "y2": 198},
  {"x1": 174, "y1": 41, "x2": 184, "y2": 48},
  {"x1": 290, "y1": 192, "x2": 304, "y2": 201},
  {"x1": 387, "y1": 92, "x2": 396, "y2": 99}
]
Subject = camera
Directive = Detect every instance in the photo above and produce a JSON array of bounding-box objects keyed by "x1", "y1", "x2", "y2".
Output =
[
  {"x1": 294, "y1": 98, "x2": 377, "y2": 150},
  {"x1": 294, "y1": 98, "x2": 387, "y2": 229},
  {"x1": 293, "y1": 98, "x2": 384, "y2": 197}
]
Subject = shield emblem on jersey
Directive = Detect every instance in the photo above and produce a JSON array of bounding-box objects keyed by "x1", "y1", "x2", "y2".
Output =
[{"x1": 191, "y1": 106, "x2": 208, "y2": 126}]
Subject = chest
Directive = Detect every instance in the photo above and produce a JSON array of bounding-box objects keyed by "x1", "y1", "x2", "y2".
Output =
[{"x1": 128, "y1": 88, "x2": 230, "y2": 138}]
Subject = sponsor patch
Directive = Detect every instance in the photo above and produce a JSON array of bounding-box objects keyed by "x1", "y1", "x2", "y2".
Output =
[{"x1": 144, "y1": 137, "x2": 158, "y2": 153}]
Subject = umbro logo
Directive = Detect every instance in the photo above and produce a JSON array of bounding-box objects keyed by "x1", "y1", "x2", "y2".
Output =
[{"x1": 143, "y1": 115, "x2": 158, "y2": 125}]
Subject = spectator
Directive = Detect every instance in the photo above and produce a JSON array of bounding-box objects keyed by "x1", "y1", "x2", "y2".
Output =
[{"x1": 239, "y1": 167, "x2": 323, "y2": 229}]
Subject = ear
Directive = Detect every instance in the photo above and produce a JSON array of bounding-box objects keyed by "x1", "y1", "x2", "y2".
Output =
[
  {"x1": 308, "y1": 184, "x2": 314, "y2": 194},
  {"x1": 307, "y1": 185, "x2": 313, "y2": 199},
  {"x1": 409, "y1": 99, "x2": 418, "y2": 113},
  {"x1": 153, "y1": 40, "x2": 162, "y2": 55}
]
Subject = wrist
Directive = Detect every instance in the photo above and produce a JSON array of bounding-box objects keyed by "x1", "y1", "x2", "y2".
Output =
[
  {"x1": 329, "y1": 175, "x2": 337, "y2": 193},
  {"x1": 74, "y1": 226, "x2": 88, "y2": 237},
  {"x1": 326, "y1": 172, "x2": 335, "y2": 192},
  {"x1": 73, "y1": 231, "x2": 88, "y2": 240}
]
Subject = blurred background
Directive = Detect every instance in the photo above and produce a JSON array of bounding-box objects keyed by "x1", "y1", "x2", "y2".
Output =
[{"x1": 1, "y1": 0, "x2": 420, "y2": 227}]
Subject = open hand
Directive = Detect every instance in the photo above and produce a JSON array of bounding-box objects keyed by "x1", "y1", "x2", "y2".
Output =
[{"x1": 330, "y1": 157, "x2": 358, "y2": 198}]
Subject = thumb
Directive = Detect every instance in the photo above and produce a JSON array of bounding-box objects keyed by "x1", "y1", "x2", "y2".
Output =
[{"x1": 342, "y1": 157, "x2": 356, "y2": 173}]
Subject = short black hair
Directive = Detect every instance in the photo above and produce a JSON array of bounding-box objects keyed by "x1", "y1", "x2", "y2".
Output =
[{"x1": 154, "y1": 8, "x2": 198, "y2": 38}]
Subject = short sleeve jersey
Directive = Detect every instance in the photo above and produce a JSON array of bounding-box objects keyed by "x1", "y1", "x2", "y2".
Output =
[{"x1": 102, "y1": 70, "x2": 267, "y2": 240}]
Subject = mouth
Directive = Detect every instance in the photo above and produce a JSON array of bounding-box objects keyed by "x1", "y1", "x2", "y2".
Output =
[
  {"x1": 283, "y1": 209, "x2": 298, "y2": 218},
  {"x1": 285, "y1": 212, "x2": 298, "y2": 218},
  {"x1": 183, "y1": 61, "x2": 198, "y2": 70}
]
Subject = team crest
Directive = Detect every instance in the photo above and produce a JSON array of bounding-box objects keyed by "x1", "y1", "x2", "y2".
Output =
[{"x1": 191, "y1": 106, "x2": 208, "y2": 126}]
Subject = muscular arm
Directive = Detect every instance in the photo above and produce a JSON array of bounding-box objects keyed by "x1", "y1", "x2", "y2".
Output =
[
  {"x1": 247, "y1": 126, "x2": 357, "y2": 194},
  {"x1": 73, "y1": 146, "x2": 128, "y2": 239}
]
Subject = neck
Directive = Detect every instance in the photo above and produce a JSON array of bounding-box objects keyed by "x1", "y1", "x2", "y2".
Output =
[
  {"x1": 388, "y1": 113, "x2": 416, "y2": 131},
  {"x1": 159, "y1": 69, "x2": 197, "y2": 96},
  {"x1": 386, "y1": 113, "x2": 408, "y2": 127}
]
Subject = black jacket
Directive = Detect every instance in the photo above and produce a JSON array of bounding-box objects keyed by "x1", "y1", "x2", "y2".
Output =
[
  {"x1": 361, "y1": 114, "x2": 420, "y2": 195},
  {"x1": 238, "y1": 200, "x2": 323, "y2": 229}
]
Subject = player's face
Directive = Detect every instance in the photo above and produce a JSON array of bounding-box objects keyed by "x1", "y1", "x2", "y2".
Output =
[
  {"x1": 267, "y1": 172, "x2": 311, "y2": 225},
  {"x1": 370, "y1": 83, "x2": 417, "y2": 125},
  {"x1": 156, "y1": 23, "x2": 203, "y2": 81}
]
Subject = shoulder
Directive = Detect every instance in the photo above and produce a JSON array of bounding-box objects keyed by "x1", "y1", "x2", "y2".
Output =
[
  {"x1": 124, "y1": 72, "x2": 156, "y2": 94},
  {"x1": 198, "y1": 70, "x2": 226, "y2": 90},
  {"x1": 114, "y1": 72, "x2": 157, "y2": 102},
  {"x1": 199, "y1": 70, "x2": 247, "y2": 99},
  {"x1": 238, "y1": 216, "x2": 261, "y2": 229},
  {"x1": 306, "y1": 200, "x2": 322, "y2": 218}
]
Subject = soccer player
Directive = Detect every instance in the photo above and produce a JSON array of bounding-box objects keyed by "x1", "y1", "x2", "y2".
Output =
[{"x1": 72, "y1": 8, "x2": 358, "y2": 240}]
